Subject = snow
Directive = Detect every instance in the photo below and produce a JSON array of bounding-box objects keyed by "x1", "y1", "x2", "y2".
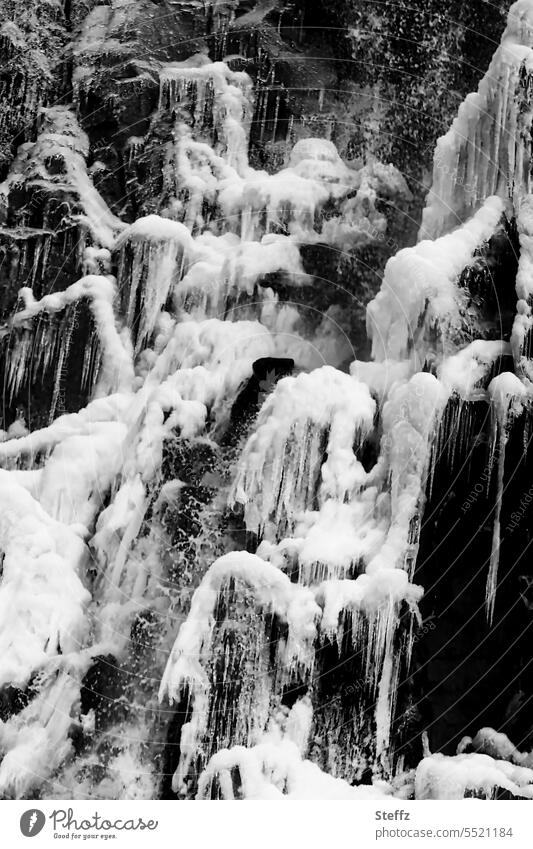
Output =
[
  {"x1": 438, "y1": 340, "x2": 510, "y2": 399},
  {"x1": 37, "y1": 422, "x2": 127, "y2": 526},
  {"x1": 351, "y1": 359, "x2": 412, "y2": 402},
  {"x1": 488, "y1": 371, "x2": 528, "y2": 421},
  {"x1": 317, "y1": 570, "x2": 422, "y2": 638},
  {"x1": 175, "y1": 231, "x2": 306, "y2": 320},
  {"x1": 289, "y1": 497, "x2": 387, "y2": 582},
  {"x1": 0, "y1": 470, "x2": 90, "y2": 689},
  {"x1": 156, "y1": 59, "x2": 407, "y2": 248},
  {"x1": 460, "y1": 726, "x2": 533, "y2": 767},
  {"x1": 117, "y1": 215, "x2": 195, "y2": 246},
  {"x1": 198, "y1": 698, "x2": 393, "y2": 799},
  {"x1": 415, "y1": 752, "x2": 533, "y2": 799},
  {"x1": 0, "y1": 393, "x2": 129, "y2": 462},
  {"x1": 200, "y1": 740, "x2": 391, "y2": 799},
  {"x1": 217, "y1": 140, "x2": 408, "y2": 247},
  {"x1": 368, "y1": 197, "x2": 506, "y2": 363}
]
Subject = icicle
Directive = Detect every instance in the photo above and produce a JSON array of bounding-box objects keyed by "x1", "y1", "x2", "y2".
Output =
[
  {"x1": 116, "y1": 216, "x2": 193, "y2": 351},
  {"x1": 197, "y1": 695, "x2": 392, "y2": 799},
  {"x1": 7, "y1": 276, "x2": 134, "y2": 397},
  {"x1": 512, "y1": 195, "x2": 533, "y2": 380},
  {"x1": 272, "y1": 92, "x2": 281, "y2": 140},
  {"x1": 80, "y1": 329, "x2": 101, "y2": 394},
  {"x1": 315, "y1": 569, "x2": 422, "y2": 767},
  {"x1": 485, "y1": 373, "x2": 528, "y2": 623},
  {"x1": 158, "y1": 59, "x2": 253, "y2": 176},
  {"x1": 159, "y1": 551, "x2": 320, "y2": 795}
]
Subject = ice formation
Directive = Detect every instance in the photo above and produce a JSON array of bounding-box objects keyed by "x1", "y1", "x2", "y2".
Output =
[
  {"x1": 368, "y1": 196, "x2": 507, "y2": 364},
  {"x1": 1, "y1": 0, "x2": 533, "y2": 802},
  {"x1": 422, "y1": 0, "x2": 533, "y2": 239},
  {"x1": 415, "y1": 752, "x2": 533, "y2": 800},
  {"x1": 159, "y1": 58, "x2": 253, "y2": 176},
  {"x1": 230, "y1": 367, "x2": 376, "y2": 535},
  {"x1": 197, "y1": 698, "x2": 392, "y2": 800},
  {"x1": 0, "y1": 106, "x2": 122, "y2": 250}
]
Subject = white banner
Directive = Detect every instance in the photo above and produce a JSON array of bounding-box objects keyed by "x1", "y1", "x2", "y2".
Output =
[{"x1": 1, "y1": 800, "x2": 532, "y2": 848}]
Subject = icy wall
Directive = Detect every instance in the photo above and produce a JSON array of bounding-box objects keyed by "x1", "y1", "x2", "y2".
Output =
[{"x1": 1, "y1": 0, "x2": 533, "y2": 801}]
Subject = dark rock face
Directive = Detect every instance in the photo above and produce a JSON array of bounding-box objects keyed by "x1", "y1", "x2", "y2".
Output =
[
  {"x1": 80, "y1": 654, "x2": 125, "y2": 730},
  {"x1": 0, "y1": 684, "x2": 31, "y2": 723},
  {"x1": 415, "y1": 400, "x2": 533, "y2": 756}
]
